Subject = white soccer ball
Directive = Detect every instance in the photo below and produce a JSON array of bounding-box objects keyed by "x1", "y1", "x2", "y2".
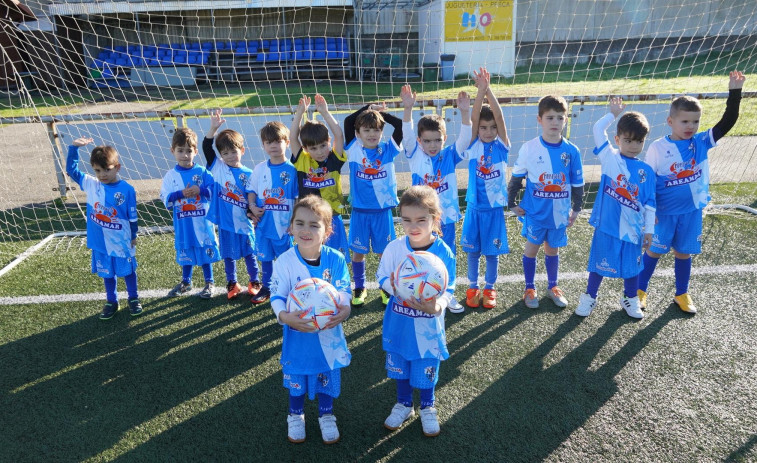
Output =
[
  {"x1": 393, "y1": 251, "x2": 449, "y2": 303},
  {"x1": 286, "y1": 277, "x2": 340, "y2": 331}
]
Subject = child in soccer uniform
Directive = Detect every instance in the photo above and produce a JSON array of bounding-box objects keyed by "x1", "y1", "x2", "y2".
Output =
[
  {"x1": 637, "y1": 71, "x2": 745, "y2": 314},
  {"x1": 574, "y1": 98, "x2": 656, "y2": 319},
  {"x1": 290, "y1": 94, "x2": 349, "y2": 256},
  {"x1": 344, "y1": 101, "x2": 403, "y2": 307},
  {"x1": 401, "y1": 84, "x2": 472, "y2": 313},
  {"x1": 377, "y1": 185, "x2": 455, "y2": 437},
  {"x1": 270, "y1": 195, "x2": 352, "y2": 444},
  {"x1": 246, "y1": 121, "x2": 298, "y2": 304},
  {"x1": 203, "y1": 109, "x2": 262, "y2": 300},
  {"x1": 161, "y1": 128, "x2": 219, "y2": 299},
  {"x1": 508, "y1": 95, "x2": 585, "y2": 309},
  {"x1": 461, "y1": 67, "x2": 510, "y2": 310},
  {"x1": 66, "y1": 138, "x2": 142, "y2": 319}
]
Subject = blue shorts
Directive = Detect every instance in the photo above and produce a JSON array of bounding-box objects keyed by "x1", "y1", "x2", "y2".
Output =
[
  {"x1": 461, "y1": 207, "x2": 509, "y2": 256},
  {"x1": 219, "y1": 229, "x2": 255, "y2": 260},
  {"x1": 587, "y1": 229, "x2": 643, "y2": 279},
  {"x1": 650, "y1": 210, "x2": 703, "y2": 255},
  {"x1": 385, "y1": 352, "x2": 441, "y2": 389},
  {"x1": 440, "y1": 222, "x2": 457, "y2": 256},
  {"x1": 91, "y1": 251, "x2": 137, "y2": 278},
  {"x1": 325, "y1": 214, "x2": 349, "y2": 256},
  {"x1": 257, "y1": 234, "x2": 293, "y2": 261},
  {"x1": 283, "y1": 369, "x2": 341, "y2": 400},
  {"x1": 520, "y1": 215, "x2": 568, "y2": 248},
  {"x1": 176, "y1": 244, "x2": 220, "y2": 266},
  {"x1": 348, "y1": 208, "x2": 396, "y2": 255}
]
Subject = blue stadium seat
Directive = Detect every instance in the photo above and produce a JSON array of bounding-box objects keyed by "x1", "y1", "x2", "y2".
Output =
[
  {"x1": 97, "y1": 51, "x2": 111, "y2": 60},
  {"x1": 295, "y1": 50, "x2": 312, "y2": 60},
  {"x1": 114, "y1": 45, "x2": 127, "y2": 53},
  {"x1": 313, "y1": 38, "x2": 326, "y2": 51},
  {"x1": 189, "y1": 42, "x2": 201, "y2": 50},
  {"x1": 313, "y1": 50, "x2": 327, "y2": 59},
  {"x1": 174, "y1": 55, "x2": 186, "y2": 64},
  {"x1": 115, "y1": 58, "x2": 128, "y2": 66},
  {"x1": 201, "y1": 41, "x2": 213, "y2": 50}
]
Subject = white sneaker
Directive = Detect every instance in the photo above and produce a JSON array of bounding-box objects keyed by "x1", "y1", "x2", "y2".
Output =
[
  {"x1": 621, "y1": 295, "x2": 644, "y2": 319},
  {"x1": 574, "y1": 293, "x2": 597, "y2": 317},
  {"x1": 448, "y1": 298, "x2": 465, "y2": 314},
  {"x1": 287, "y1": 413, "x2": 305, "y2": 443},
  {"x1": 318, "y1": 414, "x2": 340, "y2": 444},
  {"x1": 419, "y1": 407, "x2": 440, "y2": 437},
  {"x1": 547, "y1": 286, "x2": 568, "y2": 308},
  {"x1": 384, "y1": 403, "x2": 415, "y2": 430}
]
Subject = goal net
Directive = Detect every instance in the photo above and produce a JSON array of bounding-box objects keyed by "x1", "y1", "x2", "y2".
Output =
[{"x1": 1, "y1": 0, "x2": 755, "y2": 266}]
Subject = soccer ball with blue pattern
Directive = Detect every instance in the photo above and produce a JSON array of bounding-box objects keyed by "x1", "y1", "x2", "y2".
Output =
[
  {"x1": 393, "y1": 251, "x2": 449, "y2": 303},
  {"x1": 286, "y1": 277, "x2": 340, "y2": 331}
]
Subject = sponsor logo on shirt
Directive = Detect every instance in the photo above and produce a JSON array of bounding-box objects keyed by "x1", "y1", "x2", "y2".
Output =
[
  {"x1": 605, "y1": 174, "x2": 640, "y2": 211},
  {"x1": 391, "y1": 300, "x2": 434, "y2": 318},
  {"x1": 533, "y1": 172, "x2": 569, "y2": 199},
  {"x1": 262, "y1": 187, "x2": 290, "y2": 211},
  {"x1": 476, "y1": 154, "x2": 501, "y2": 180},
  {"x1": 177, "y1": 194, "x2": 206, "y2": 219},
  {"x1": 664, "y1": 159, "x2": 702, "y2": 187},
  {"x1": 219, "y1": 181, "x2": 247, "y2": 208},
  {"x1": 356, "y1": 158, "x2": 386, "y2": 180},
  {"x1": 304, "y1": 167, "x2": 336, "y2": 189},
  {"x1": 90, "y1": 202, "x2": 123, "y2": 230}
]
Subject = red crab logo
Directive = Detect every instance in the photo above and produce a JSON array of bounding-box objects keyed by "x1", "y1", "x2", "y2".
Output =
[
  {"x1": 535, "y1": 172, "x2": 566, "y2": 192},
  {"x1": 223, "y1": 181, "x2": 242, "y2": 201},
  {"x1": 361, "y1": 158, "x2": 382, "y2": 175},
  {"x1": 477, "y1": 155, "x2": 493, "y2": 175},
  {"x1": 611, "y1": 174, "x2": 638, "y2": 200},
  {"x1": 93, "y1": 202, "x2": 117, "y2": 223},
  {"x1": 264, "y1": 187, "x2": 285, "y2": 204},
  {"x1": 669, "y1": 159, "x2": 697, "y2": 179},
  {"x1": 423, "y1": 170, "x2": 443, "y2": 189}
]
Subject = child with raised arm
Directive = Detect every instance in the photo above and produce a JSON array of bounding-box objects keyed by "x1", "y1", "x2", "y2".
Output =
[
  {"x1": 270, "y1": 195, "x2": 351, "y2": 444},
  {"x1": 66, "y1": 138, "x2": 142, "y2": 319},
  {"x1": 203, "y1": 110, "x2": 262, "y2": 300},
  {"x1": 290, "y1": 94, "x2": 349, "y2": 256},
  {"x1": 574, "y1": 98, "x2": 656, "y2": 319},
  {"x1": 343, "y1": 99, "x2": 403, "y2": 307},
  {"x1": 637, "y1": 71, "x2": 746, "y2": 314},
  {"x1": 246, "y1": 121, "x2": 298, "y2": 304},
  {"x1": 508, "y1": 95, "x2": 585, "y2": 310},
  {"x1": 161, "y1": 128, "x2": 219, "y2": 298},
  {"x1": 377, "y1": 185, "x2": 456, "y2": 437},
  {"x1": 461, "y1": 67, "x2": 510, "y2": 310},
  {"x1": 401, "y1": 84, "x2": 472, "y2": 313}
]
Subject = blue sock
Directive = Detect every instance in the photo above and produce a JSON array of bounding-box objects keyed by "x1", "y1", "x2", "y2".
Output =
[
  {"x1": 201, "y1": 263, "x2": 213, "y2": 283},
  {"x1": 181, "y1": 265, "x2": 193, "y2": 284},
  {"x1": 545, "y1": 255, "x2": 559, "y2": 289},
  {"x1": 586, "y1": 272, "x2": 603, "y2": 299},
  {"x1": 224, "y1": 257, "x2": 237, "y2": 283},
  {"x1": 352, "y1": 260, "x2": 366, "y2": 289},
  {"x1": 484, "y1": 255, "x2": 498, "y2": 289},
  {"x1": 317, "y1": 393, "x2": 334, "y2": 417},
  {"x1": 420, "y1": 387, "x2": 435, "y2": 409},
  {"x1": 624, "y1": 275, "x2": 639, "y2": 299},
  {"x1": 103, "y1": 277, "x2": 117, "y2": 303},
  {"x1": 124, "y1": 272, "x2": 139, "y2": 300},
  {"x1": 467, "y1": 252, "x2": 480, "y2": 288},
  {"x1": 288, "y1": 393, "x2": 305, "y2": 415},
  {"x1": 674, "y1": 257, "x2": 692, "y2": 296},
  {"x1": 245, "y1": 254, "x2": 260, "y2": 283},
  {"x1": 638, "y1": 253, "x2": 659, "y2": 292},
  {"x1": 396, "y1": 379, "x2": 412, "y2": 407},
  {"x1": 523, "y1": 255, "x2": 536, "y2": 290},
  {"x1": 261, "y1": 260, "x2": 273, "y2": 288}
]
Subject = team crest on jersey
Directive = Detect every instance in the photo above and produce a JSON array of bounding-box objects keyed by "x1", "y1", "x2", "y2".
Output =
[
  {"x1": 423, "y1": 169, "x2": 448, "y2": 193},
  {"x1": 561, "y1": 152, "x2": 570, "y2": 167},
  {"x1": 322, "y1": 269, "x2": 332, "y2": 283},
  {"x1": 493, "y1": 238, "x2": 502, "y2": 249},
  {"x1": 533, "y1": 172, "x2": 568, "y2": 199},
  {"x1": 424, "y1": 366, "x2": 436, "y2": 381},
  {"x1": 638, "y1": 169, "x2": 647, "y2": 183},
  {"x1": 357, "y1": 158, "x2": 386, "y2": 180},
  {"x1": 91, "y1": 202, "x2": 122, "y2": 229},
  {"x1": 304, "y1": 167, "x2": 335, "y2": 188},
  {"x1": 605, "y1": 174, "x2": 640, "y2": 211},
  {"x1": 192, "y1": 174, "x2": 202, "y2": 185},
  {"x1": 476, "y1": 155, "x2": 500, "y2": 180},
  {"x1": 238, "y1": 173, "x2": 248, "y2": 184},
  {"x1": 263, "y1": 187, "x2": 289, "y2": 211},
  {"x1": 220, "y1": 181, "x2": 247, "y2": 208},
  {"x1": 113, "y1": 192, "x2": 125, "y2": 206},
  {"x1": 205, "y1": 247, "x2": 215, "y2": 258},
  {"x1": 280, "y1": 171, "x2": 291, "y2": 185},
  {"x1": 318, "y1": 373, "x2": 329, "y2": 387},
  {"x1": 664, "y1": 158, "x2": 701, "y2": 187}
]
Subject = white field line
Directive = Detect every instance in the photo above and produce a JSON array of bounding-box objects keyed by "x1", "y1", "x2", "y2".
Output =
[{"x1": 2, "y1": 263, "x2": 756, "y2": 306}]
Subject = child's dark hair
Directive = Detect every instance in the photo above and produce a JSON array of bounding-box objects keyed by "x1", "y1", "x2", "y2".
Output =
[
  {"x1": 538, "y1": 95, "x2": 569, "y2": 117},
  {"x1": 299, "y1": 120, "x2": 330, "y2": 148},
  {"x1": 670, "y1": 95, "x2": 703, "y2": 116},
  {"x1": 260, "y1": 121, "x2": 290, "y2": 143},
  {"x1": 90, "y1": 145, "x2": 119, "y2": 169},
  {"x1": 417, "y1": 114, "x2": 447, "y2": 137},
  {"x1": 479, "y1": 104, "x2": 495, "y2": 122},
  {"x1": 215, "y1": 129, "x2": 244, "y2": 152},
  {"x1": 290, "y1": 194, "x2": 334, "y2": 240},
  {"x1": 172, "y1": 127, "x2": 198, "y2": 150},
  {"x1": 398, "y1": 185, "x2": 443, "y2": 236},
  {"x1": 616, "y1": 111, "x2": 650, "y2": 141},
  {"x1": 355, "y1": 109, "x2": 386, "y2": 131}
]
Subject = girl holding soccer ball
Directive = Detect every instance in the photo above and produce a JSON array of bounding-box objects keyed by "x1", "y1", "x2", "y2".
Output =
[
  {"x1": 270, "y1": 195, "x2": 352, "y2": 445},
  {"x1": 376, "y1": 185, "x2": 456, "y2": 437}
]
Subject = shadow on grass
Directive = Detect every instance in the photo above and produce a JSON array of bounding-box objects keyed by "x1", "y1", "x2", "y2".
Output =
[{"x1": 725, "y1": 433, "x2": 757, "y2": 462}]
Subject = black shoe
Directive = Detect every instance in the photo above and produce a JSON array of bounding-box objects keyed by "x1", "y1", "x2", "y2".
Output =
[
  {"x1": 128, "y1": 299, "x2": 143, "y2": 316},
  {"x1": 100, "y1": 302, "x2": 119, "y2": 320},
  {"x1": 251, "y1": 286, "x2": 271, "y2": 305}
]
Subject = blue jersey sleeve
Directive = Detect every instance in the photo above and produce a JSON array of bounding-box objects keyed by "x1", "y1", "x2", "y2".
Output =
[{"x1": 66, "y1": 145, "x2": 85, "y2": 186}]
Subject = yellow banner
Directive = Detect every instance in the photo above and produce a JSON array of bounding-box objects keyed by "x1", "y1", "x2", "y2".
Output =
[{"x1": 445, "y1": 1, "x2": 514, "y2": 42}]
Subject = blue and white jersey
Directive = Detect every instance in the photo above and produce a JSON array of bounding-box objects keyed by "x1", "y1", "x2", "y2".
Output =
[
  {"x1": 464, "y1": 136, "x2": 510, "y2": 209},
  {"x1": 512, "y1": 137, "x2": 584, "y2": 229},
  {"x1": 590, "y1": 114, "x2": 656, "y2": 244},
  {"x1": 644, "y1": 130, "x2": 714, "y2": 215},
  {"x1": 160, "y1": 164, "x2": 217, "y2": 251},
  {"x1": 66, "y1": 146, "x2": 137, "y2": 258},
  {"x1": 206, "y1": 158, "x2": 254, "y2": 236},
  {"x1": 270, "y1": 245, "x2": 352, "y2": 375},
  {"x1": 247, "y1": 160, "x2": 298, "y2": 240},
  {"x1": 405, "y1": 122, "x2": 472, "y2": 225},
  {"x1": 376, "y1": 237, "x2": 455, "y2": 361},
  {"x1": 346, "y1": 138, "x2": 401, "y2": 210}
]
